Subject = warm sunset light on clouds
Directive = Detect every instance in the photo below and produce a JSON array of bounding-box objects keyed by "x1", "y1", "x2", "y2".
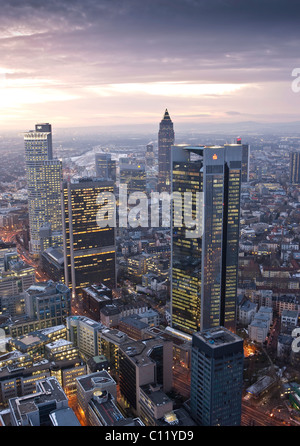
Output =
[{"x1": 0, "y1": 0, "x2": 300, "y2": 131}]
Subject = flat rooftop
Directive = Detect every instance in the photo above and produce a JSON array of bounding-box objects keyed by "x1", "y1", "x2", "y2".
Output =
[
  {"x1": 9, "y1": 378, "x2": 68, "y2": 425},
  {"x1": 89, "y1": 392, "x2": 123, "y2": 426},
  {"x1": 10, "y1": 331, "x2": 49, "y2": 351},
  {"x1": 194, "y1": 326, "x2": 243, "y2": 348},
  {"x1": 76, "y1": 370, "x2": 115, "y2": 392},
  {"x1": 98, "y1": 328, "x2": 129, "y2": 344},
  {"x1": 49, "y1": 407, "x2": 81, "y2": 426},
  {"x1": 120, "y1": 337, "x2": 170, "y2": 367},
  {"x1": 140, "y1": 383, "x2": 172, "y2": 407}
]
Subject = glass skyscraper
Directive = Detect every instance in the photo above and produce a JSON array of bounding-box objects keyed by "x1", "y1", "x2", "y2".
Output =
[
  {"x1": 158, "y1": 109, "x2": 175, "y2": 193},
  {"x1": 24, "y1": 123, "x2": 63, "y2": 257},
  {"x1": 171, "y1": 144, "x2": 242, "y2": 335},
  {"x1": 95, "y1": 153, "x2": 116, "y2": 181},
  {"x1": 228, "y1": 137, "x2": 250, "y2": 183}
]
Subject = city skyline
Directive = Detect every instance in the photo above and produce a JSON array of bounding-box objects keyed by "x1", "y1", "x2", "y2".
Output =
[
  {"x1": 1, "y1": 0, "x2": 300, "y2": 131},
  {"x1": 1, "y1": 0, "x2": 300, "y2": 430}
]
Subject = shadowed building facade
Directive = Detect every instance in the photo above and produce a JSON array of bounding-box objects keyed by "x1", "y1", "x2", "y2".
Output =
[
  {"x1": 290, "y1": 151, "x2": 300, "y2": 184},
  {"x1": 190, "y1": 327, "x2": 244, "y2": 426},
  {"x1": 228, "y1": 137, "x2": 250, "y2": 183}
]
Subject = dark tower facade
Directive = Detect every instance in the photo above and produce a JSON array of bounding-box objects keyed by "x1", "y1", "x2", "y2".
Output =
[
  {"x1": 290, "y1": 152, "x2": 300, "y2": 184},
  {"x1": 158, "y1": 109, "x2": 175, "y2": 193},
  {"x1": 235, "y1": 137, "x2": 250, "y2": 182},
  {"x1": 61, "y1": 178, "x2": 116, "y2": 298},
  {"x1": 190, "y1": 327, "x2": 244, "y2": 426}
]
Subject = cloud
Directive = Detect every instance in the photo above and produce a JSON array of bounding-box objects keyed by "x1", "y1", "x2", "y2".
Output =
[
  {"x1": 0, "y1": 0, "x2": 300, "y2": 129},
  {"x1": 87, "y1": 82, "x2": 248, "y2": 98},
  {"x1": 226, "y1": 111, "x2": 242, "y2": 116}
]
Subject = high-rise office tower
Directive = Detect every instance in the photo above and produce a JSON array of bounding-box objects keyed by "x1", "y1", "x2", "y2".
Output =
[
  {"x1": 235, "y1": 137, "x2": 250, "y2": 182},
  {"x1": 119, "y1": 163, "x2": 146, "y2": 195},
  {"x1": 171, "y1": 145, "x2": 242, "y2": 335},
  {"x1": 145, "y1": 143, "x2": 155, "y2": 168},
  {"x1": 95, "y1": 153, "x2": 116, "y2": 181},
  {"x1": 290, "y1": 151, "x2": 300, "y2": 184},
  {"x1": 24, "y1": 123, "x2": 63, "y2": 257},
  {"x1": 190, "y1": 326, "x2": 244, "y2": 426},
  {"x1": 61, "y1": 178, "x2": 116, "y2": 298},
  {"x1": 158, "y1": 109, "x2": 175, "y2": 193},
  {"x1": 24, "y1": 281, "x2": 71, "y2": 329}
]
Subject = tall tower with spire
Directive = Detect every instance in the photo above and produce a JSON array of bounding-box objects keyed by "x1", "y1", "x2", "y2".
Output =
[{"x1": 158, "y1": 109, "x2": 175, "y2": 193}]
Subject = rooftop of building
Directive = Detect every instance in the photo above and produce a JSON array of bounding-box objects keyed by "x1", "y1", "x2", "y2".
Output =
[
  {"x1": 89, "y1": 391, "x2": 124, "y2": 426},
  {"x1": 40, "y1": 325, "x2": 66, "y2": 337},
  {"x1": 9, "y1": 378, "x2": 67, "y2": 425},
  {"x1": 249, "y1": 319, "x2": 268, "y2": 328},
  {"x1": 68, "y1": 315, "x2": 104, "y2": 329},
  {"x1": 281, "y1": 309, "x2": 299, "y2": 318},
  {"x1": 277, "y1": 334, "x2": 293, "y2": 345},
  {"x1": 49, "y1": 407, "x2": 81, "y2": 426},
  {"x1": 0, "y1": 261, "x2": 35, "y2": 277},
  {"x1": 114, "y1": 417, "x2": 144, "y2": 426},
  {"x1": 9, "y1": 331, "x2": 49, "y2": 352},
  {"x1": 82, "y1": 283, "x2": 112, "y2": 302},
  {"x1": 100, "y1": 304, "x2": 120, "y2": 316},
  {"x1": 76, "y1": 370, "x2": 116, "y2": 392},
  {"x1": 194, "y1": 326, "x2": 243, "y2": 348},
  {"x1": 139, "y1": 308, "x2": 159, "y2": 318},
  {"x1": 0, "y1": 356, "x2": 82, "y2": 380},
  {"x1": 246, "y1": 375, "x2": 276, "y2": 396},
  {"x1": 120, "y1": 337, "x2": 171, "y2": 367},
  {"x1": 45, "y1": 339, "x2": 73, "y2": 350},
  {"x1": 119, "y1": 314, "x2": 149, "y2": 330},
  {"x1": 98, "y1": 328, "x2": 129, "y2": 344},
  {"x1": 240, "y1": 299, "x2": 257, "y2": 312},
  {"x1": 156, "y1": 408, "x2": 196, "y2": 427},
  {"x1": 254, "y1": 312, "x2": 272, "y2": 321},
  {"x1": 88, "y1": 355, "x2": 108, "y2": 365},
  {"x1": 26, "y1": 280, "x2": 70, "y2": 296},
  {"x1": 42, "y1": 247, "x2": 64, "y2": 265},
  {"x1": 140, "y1": 383, "x2": 172, "y2": 406},
  {"x1": 258, "y1": 306, "x2": 273, "y2": 313}
]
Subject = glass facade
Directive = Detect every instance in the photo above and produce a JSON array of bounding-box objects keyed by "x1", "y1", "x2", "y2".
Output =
[
  {"x1": 95, "y1": 153, "x2": 116, "y2": 181},
  {"x1": 24, "y1": 124, "x2": 63, "y2": 256},
  {"x1": 171, "y1": 155, "x2": 202, "y2": 334},
  {"x1": 225, "y1": 141, "x2": 249, "y2": 183},
  {"x1": 171, "y1": 145, "x2": 242, "y2": 335},
  {"x1": 119, "y1": 350, "x2": 137, "y2": 410}
]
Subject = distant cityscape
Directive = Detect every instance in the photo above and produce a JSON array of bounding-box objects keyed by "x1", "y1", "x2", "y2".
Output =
[{"x1": 1, "y1": 108, "x2": 300, "y2": 430}]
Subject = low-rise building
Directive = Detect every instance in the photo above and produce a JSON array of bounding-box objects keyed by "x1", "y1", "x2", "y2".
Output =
[
  {"x1": 139, "y1": 383, "x2": 173, "y2": 426},
  {"x1": 8, "y1": 377, "x2": 70, "y2": 426},
  {"x1": 238, "y1": 299, "x2": 257, "y2": 325}
]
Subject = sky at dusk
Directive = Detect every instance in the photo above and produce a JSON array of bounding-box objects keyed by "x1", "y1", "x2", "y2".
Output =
[{"x1": 1, "y1": 0, "x2": 300, "y2": 132}]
